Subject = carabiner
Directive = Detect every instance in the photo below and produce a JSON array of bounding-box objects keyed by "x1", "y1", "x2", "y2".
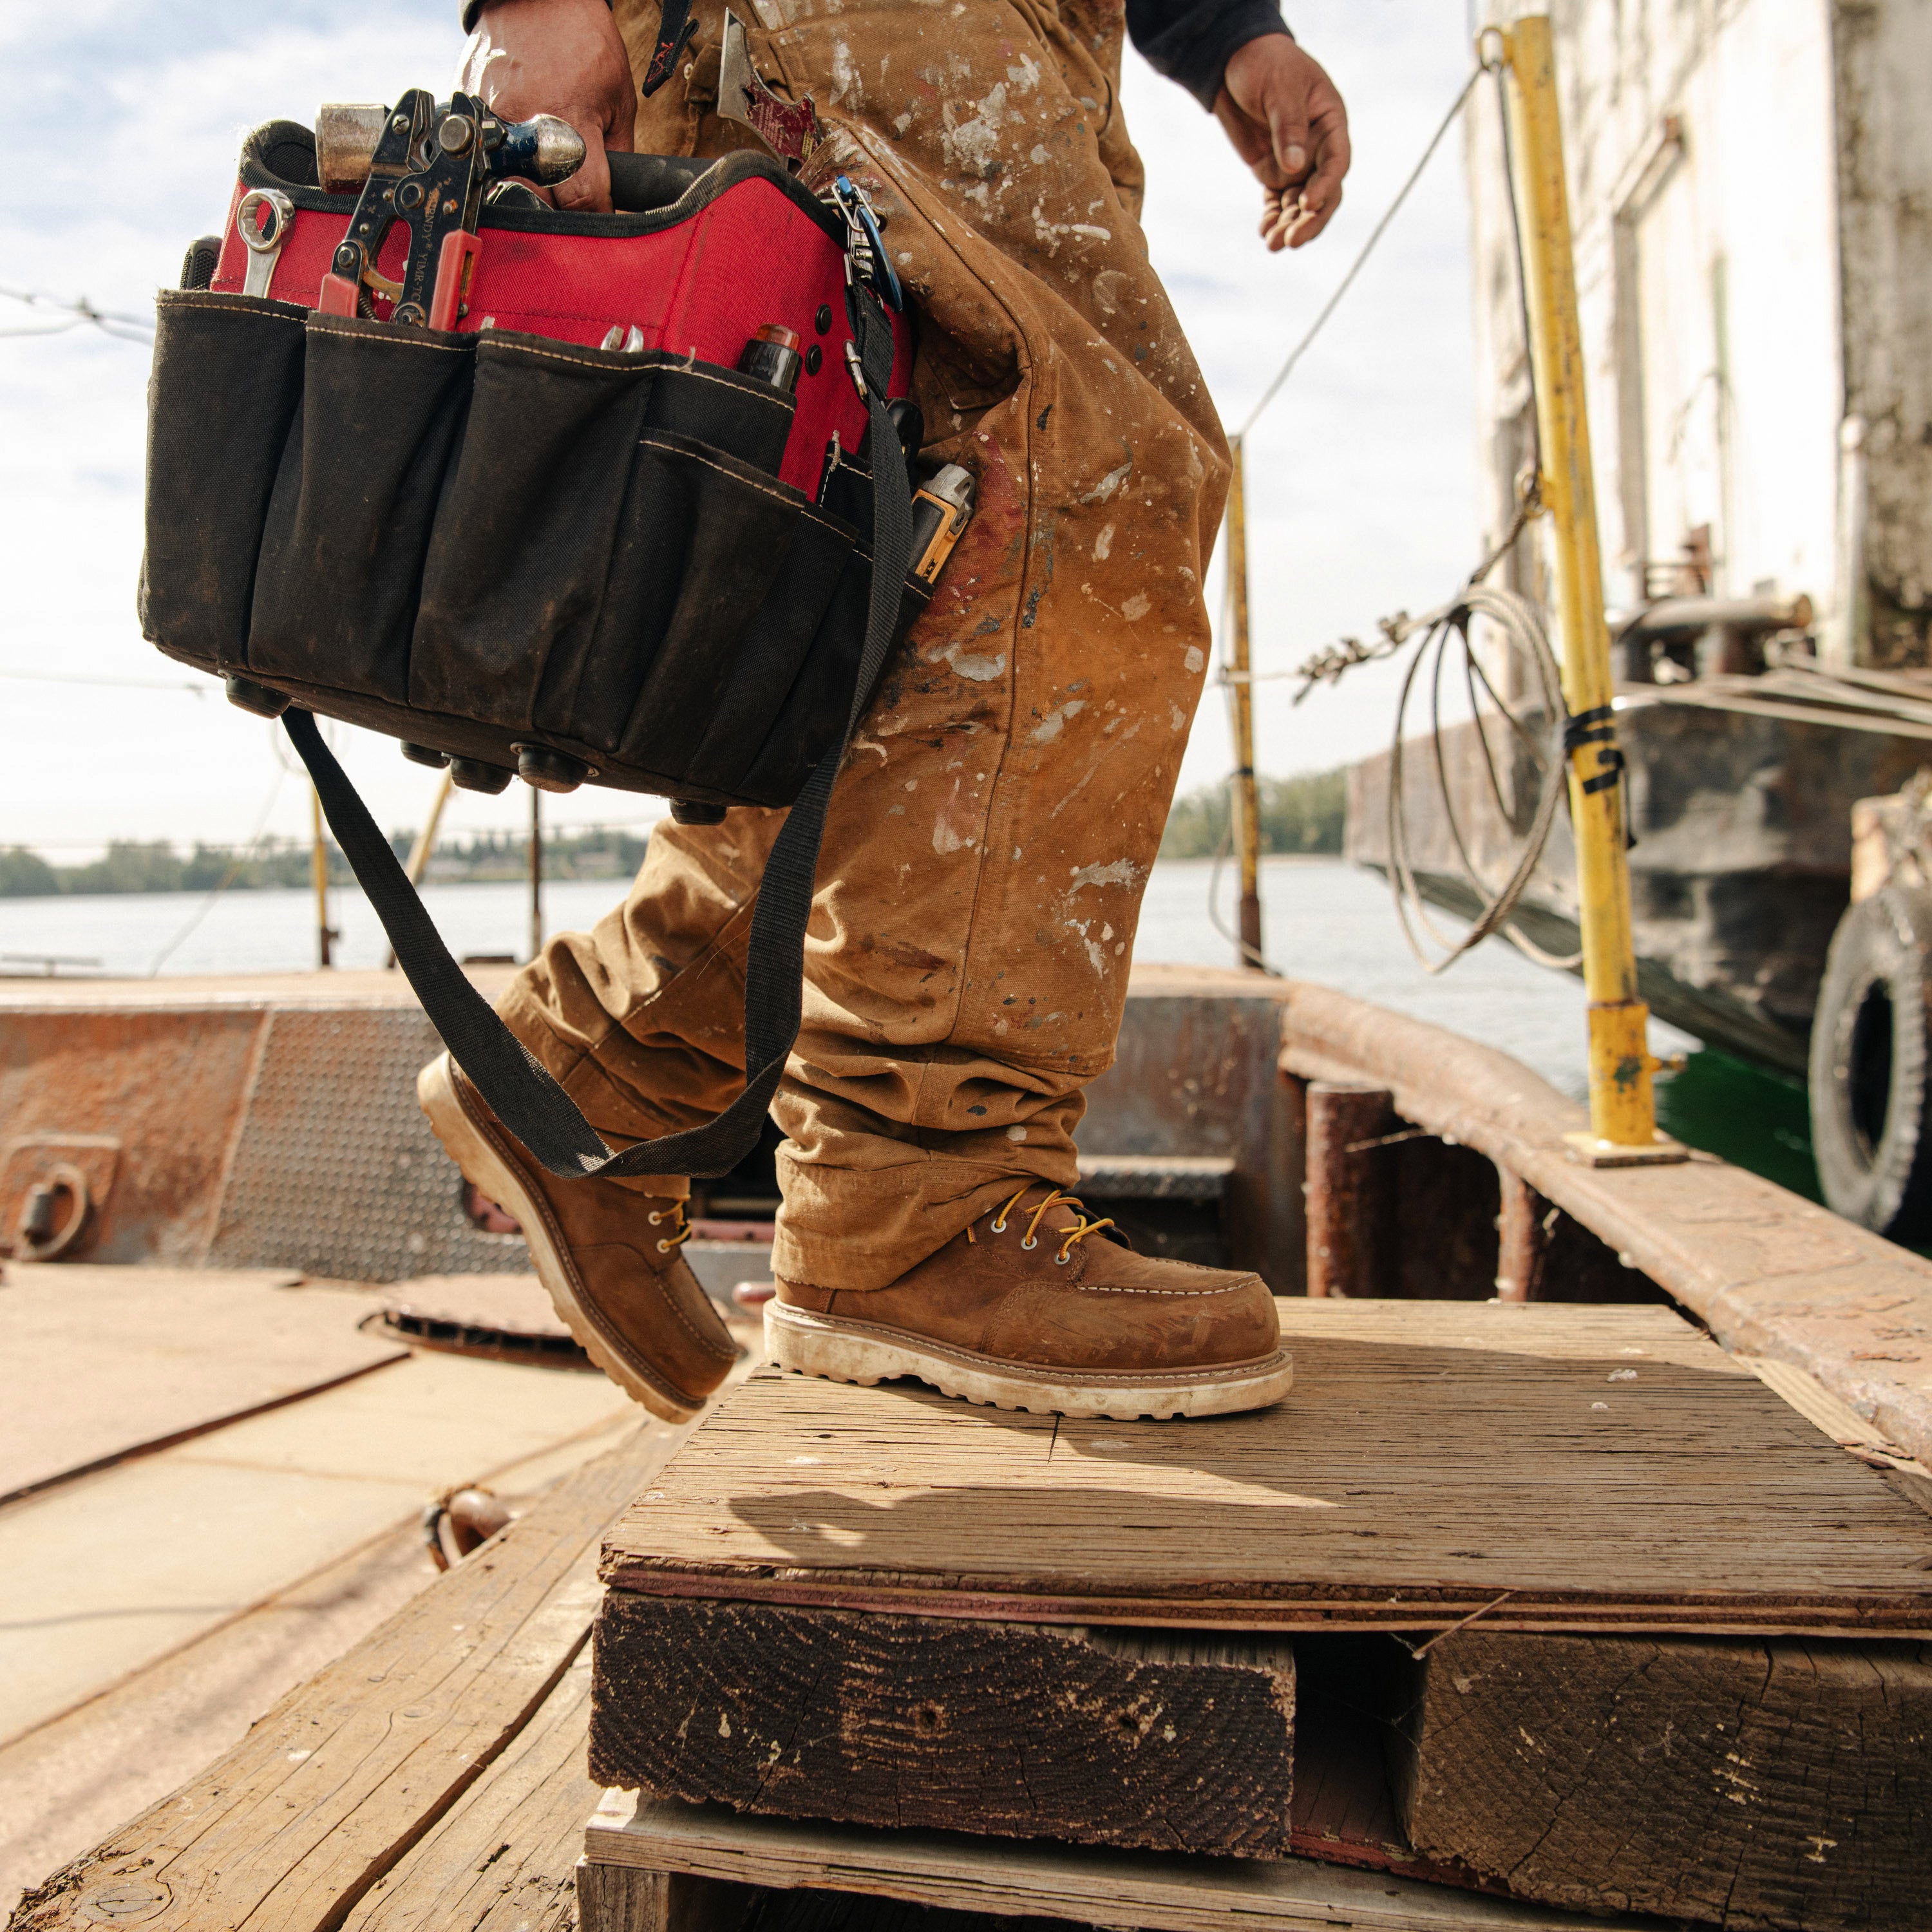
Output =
[{"x1": 831, "y1": 174, "x2": 903, "y2": 314}]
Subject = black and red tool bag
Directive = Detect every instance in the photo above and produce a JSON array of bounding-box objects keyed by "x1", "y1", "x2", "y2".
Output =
[{"x1": 140, "y1": 112, "x2": 925, "y2": 1177}]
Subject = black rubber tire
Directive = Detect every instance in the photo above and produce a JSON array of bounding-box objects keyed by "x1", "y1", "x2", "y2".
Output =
[{"x1": 1809, "y1": 882, "x2": 1932, "y2": 1241}]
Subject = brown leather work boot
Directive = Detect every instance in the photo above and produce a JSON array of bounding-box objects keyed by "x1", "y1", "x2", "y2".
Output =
[
  {"x1": 417, "y1": 1053, "x2": 739, "y2": 1423},
  {"x1": 769, "y1": 1185, "x2": 1291, "y2": 1420}
]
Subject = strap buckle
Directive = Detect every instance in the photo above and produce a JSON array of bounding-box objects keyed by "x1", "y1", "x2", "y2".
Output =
[{"x1": 831, "y1": 175, "x2": 902, "y2": 314}]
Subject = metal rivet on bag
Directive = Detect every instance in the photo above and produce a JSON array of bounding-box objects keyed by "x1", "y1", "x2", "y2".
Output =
[
  {"x1": 804, "y1": 345, "x2": 823, "y2": 375},
  {"x1": 815, "y1": 305, "x2": 833, "y2": 334}
]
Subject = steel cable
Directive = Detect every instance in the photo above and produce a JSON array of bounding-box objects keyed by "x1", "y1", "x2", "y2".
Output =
[{"x1": 1220, "y1": 46, "x2": 1581, "y2": 980}]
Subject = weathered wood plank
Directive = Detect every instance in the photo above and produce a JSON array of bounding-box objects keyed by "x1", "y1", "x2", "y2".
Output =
[
  {"x1": 583, "y1": 1794, "x2": 1656, "y2": 1932},
  {"x1": 8, "y1": 1418, "x2": 694, "y2": 1932},
  {"x1": 575, "y1": 1865, "x2": 757, "y2": 1932},
  {"x1": 1394, "y1": 1629, "x2": 1932, "y2": 1929},
  {"x1": 341, "y1": 1648, "x2": 598, "y2": 1932},
  {"x1": 590, "y1": 1599, "x2": 1294, "y2": 1856},
  {"x1": 1278, "y1": 979, "x2": 1932, "y2": 1465},
  {"x1": 600, "y1": 1304, "x2": 1932, "y2": 1635}
]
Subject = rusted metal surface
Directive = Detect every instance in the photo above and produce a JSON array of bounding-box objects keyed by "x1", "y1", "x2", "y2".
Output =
[
  {"x1": 0, "y1": 963, "x2": 1289, "y2": 1289},
  {"x1": 1083, "y1": 968, "x2": 1303, "y2": 1290},
  {"x1": 1304, "y1": 1084, "x2": 1390, "y2": 1298},
  {"x1": 1495, "y1": 1170, "x2": 1550, "y2": 1302},
  {"x1": 0, "y1": 1010, "x2": 265, "y2": 1264},
  {"x1": 0, "y1": 983, "x2": 524, "y2": 1282},
  {"x1": 378, "y1": 1272, "x2": 592, "y2": 1370},
  {"x1": 0, "y1": 1138, "x2": 118, "y2": 1262},
  {"x1": 1282, "y1": 978, "x2": 1932, "y2": 1466}
]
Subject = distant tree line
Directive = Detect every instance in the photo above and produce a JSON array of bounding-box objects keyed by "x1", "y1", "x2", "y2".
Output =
[
  {"x1": 1, "y1": 784, "x2": 1341, "y2": 898},
  {"x1": 1159, "y1": 767, "x2": 1347, "y2": 859},
  {"x1": 0, "y1": 826, "x2": 653, "y2": 898}
]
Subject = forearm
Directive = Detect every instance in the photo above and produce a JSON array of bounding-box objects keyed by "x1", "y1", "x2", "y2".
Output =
[
  {"x1": 1126, "y1": 0, "x2": 1292, "y2": 110},
  {"x1": 461, "y1": 0, "x2": 610, "y2": 28}
]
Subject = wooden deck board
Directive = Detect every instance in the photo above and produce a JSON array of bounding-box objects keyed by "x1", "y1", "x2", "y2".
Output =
[
  {"x1": 343, "y1": 1649, "x2": 601, "y2": 1932},
  {"x1": 8, "y1": 1418, "x2": 697, "y2": 1932},
  {"x1": 1394, "y1": 1629, "x2": 1932, "y2": 1927},
  {"x1": 583, "y1": 1794, "x2": 1651, "y2": 1932},
  {"x1": 601, "y1": 1303, "x2": 1932, "y2": 1634},
  {"x1": 1280, "y1": 981, "x2": 1932, "y2": 1467},
  {"x1": 589, "y1": 1603, "x2": 1299, "y2": 1857}
]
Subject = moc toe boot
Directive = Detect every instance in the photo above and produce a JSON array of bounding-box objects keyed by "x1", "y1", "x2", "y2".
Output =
[
  {"x1": 417, "y1": 1052, "x2": 738, "y2": 1423},
  {"x1": 768, "y1": 1186, "x2": 1291, "y2": 1420}
]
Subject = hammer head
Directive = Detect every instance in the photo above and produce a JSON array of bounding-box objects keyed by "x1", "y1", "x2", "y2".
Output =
[{"x1": 316, "y1": 100, "x2": 585, "y2": 195}]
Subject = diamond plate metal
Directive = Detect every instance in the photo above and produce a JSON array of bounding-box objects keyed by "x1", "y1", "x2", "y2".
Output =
[{"x1": 205, "y1": 1007, "x2": 528, "y2": 1282}]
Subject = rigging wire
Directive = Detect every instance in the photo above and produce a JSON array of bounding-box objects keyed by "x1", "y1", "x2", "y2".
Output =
[
  {"x1": 1223, "y1": 49, "x2": 1580, "y2": 980},
  {"x1": 0, "y1": 286, "x2": 154, "y2": 343}
]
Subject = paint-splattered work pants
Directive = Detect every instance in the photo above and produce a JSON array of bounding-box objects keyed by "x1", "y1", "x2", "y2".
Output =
[{"x1": 498, "y1": 0, "x2": 1231, "y2": 1290}]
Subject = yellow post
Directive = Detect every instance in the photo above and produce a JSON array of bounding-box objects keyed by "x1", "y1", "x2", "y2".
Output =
[
  {"x1": 385, "y1": 767, "x2": 455, "y2": 970},
  {"x1": 1501, "y1": 15, "x2": 1680, "y2": 1162},
  {"x1": 1226, "y1": 437, "x2": 1264, "y2": 969},
  {"x1": 528, "y1": 784, "x2": 544, "y2": 964},
  {"x1": 309, "y1": 786, "x2": 335, "y2": 970}
]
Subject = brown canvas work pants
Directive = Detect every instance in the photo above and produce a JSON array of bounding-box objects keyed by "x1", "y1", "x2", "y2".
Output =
[{"x1": 498, "y1": 0, "x2": 1231, "y2": 1291}]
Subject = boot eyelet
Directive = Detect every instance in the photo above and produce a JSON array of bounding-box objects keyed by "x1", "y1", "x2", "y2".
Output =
[
  {"x1": 656, "y1": 1238, "x2": 672, "y2": 1253},
  {"x1": 990, "y1": 1218, "x2": 1009, "y2": 1234},
  {"x1": 1021, "y1": 1237, "x2": 1037, "y2": 1251},
  {"x1": 1055, "y1": 1252, "x2": 1070, "y2": 1265},
  {"x1": 647, "y1": 1210, "x2": 663, "y2": 1224}
]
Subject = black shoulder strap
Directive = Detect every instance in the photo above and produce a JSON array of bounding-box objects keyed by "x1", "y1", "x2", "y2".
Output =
[{"x1": 286, "y1": 287, "x2": 911, "y2": 1180}]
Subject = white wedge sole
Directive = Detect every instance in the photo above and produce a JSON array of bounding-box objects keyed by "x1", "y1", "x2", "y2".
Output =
[{"x1": 764, "y1": 1298, "x2": 1294, "y2": 1421}]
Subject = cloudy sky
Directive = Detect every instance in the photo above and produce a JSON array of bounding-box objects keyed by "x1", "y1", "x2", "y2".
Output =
[{"x1": 0, "y1": 0, "x2": 1479, "y2": 860}]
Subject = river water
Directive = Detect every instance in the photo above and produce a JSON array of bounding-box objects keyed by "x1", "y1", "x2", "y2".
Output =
[{"x1": 0, "y1": 854, "x2": 1820, "y2": 1200}]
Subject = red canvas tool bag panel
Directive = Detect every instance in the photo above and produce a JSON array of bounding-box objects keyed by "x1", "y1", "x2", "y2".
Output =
[{"x1": 138, "y1": 117, "x2": 920, "y2": 1180}]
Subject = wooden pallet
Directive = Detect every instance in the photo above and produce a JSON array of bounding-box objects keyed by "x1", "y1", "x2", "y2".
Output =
[
  {"x1": 580, "y1": 1793, "x2": 1646, "y2": 1932},
  {"x1": 591, "y1": 1302, "x2": 1932, "y2": 1929},
  {"x1": 599, "y1": 1302, "x2": 1932, "y2": 1635}
]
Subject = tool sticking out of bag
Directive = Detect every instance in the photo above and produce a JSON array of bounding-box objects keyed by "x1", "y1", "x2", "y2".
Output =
[
  {"x1": 316, "y1": 91, "x2": 585, "y2": 328},
  {"x1": 717, "y1": 10, "x2": 822, "y2": 167}
]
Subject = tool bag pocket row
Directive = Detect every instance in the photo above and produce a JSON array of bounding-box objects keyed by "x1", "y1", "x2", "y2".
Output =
[
  {"x1": 141, "y1": 291, "x2": 915, "y2": 806},
  {"x1": 140, "y1": 120, "x2": 932, "y2": 1180}
]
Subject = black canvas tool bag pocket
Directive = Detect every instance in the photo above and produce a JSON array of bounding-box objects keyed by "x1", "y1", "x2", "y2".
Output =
[{"x1": 140, "y1": 157, "x2": 920, "y2": 1180}]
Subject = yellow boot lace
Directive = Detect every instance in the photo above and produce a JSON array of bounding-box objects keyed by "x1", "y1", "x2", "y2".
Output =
[
  {"x1": 971, "y1": 1185, "x2": 1116, "y2": 1265},
  {"x1": 646, "y1": 1202, "x2": 693, "y2": 1256}
]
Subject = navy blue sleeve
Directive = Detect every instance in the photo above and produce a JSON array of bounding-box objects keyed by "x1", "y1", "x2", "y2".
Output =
[{"x1": 1126, "y1": 0, "x2": 1293, "y2": 110}]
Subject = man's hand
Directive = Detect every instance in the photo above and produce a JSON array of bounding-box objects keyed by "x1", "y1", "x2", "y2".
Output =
[
  {"x1": 459, "y1": 0, "x2": 635, "y2": 213},
  {"x1": 1214, "y1": 35, "x2": 1350, "y2": 251}
]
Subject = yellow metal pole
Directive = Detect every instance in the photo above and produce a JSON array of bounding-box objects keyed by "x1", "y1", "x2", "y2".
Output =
[
  {"x1": 385, "y1": 767, "x2": 455, "y2": 969},
  {"x1": 1502, "y1": 16, "x2": 1678, "y2": 1160},
  {"x1": 528, "y1": 784, "x2": 544, "y2": 964},
  {"x1": 309, "y1": 786, "x2": 334, "y2": 970},
  {"x1": 1226, "y1": 437, "x2": 1264, "y2": 969}
]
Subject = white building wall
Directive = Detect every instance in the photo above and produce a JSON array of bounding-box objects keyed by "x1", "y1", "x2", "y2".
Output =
[
  {"x1": 1834, "y1": 0, "x2": 1932, "y2": 664},
  {"x1": 1468, "y1": 0, "x2": 1842, "y2": 636}
]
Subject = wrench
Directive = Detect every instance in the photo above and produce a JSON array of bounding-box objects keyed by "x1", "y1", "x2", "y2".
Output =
[{"x1": 236, "y1": 188, "x2": 296, "y2": 299}]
